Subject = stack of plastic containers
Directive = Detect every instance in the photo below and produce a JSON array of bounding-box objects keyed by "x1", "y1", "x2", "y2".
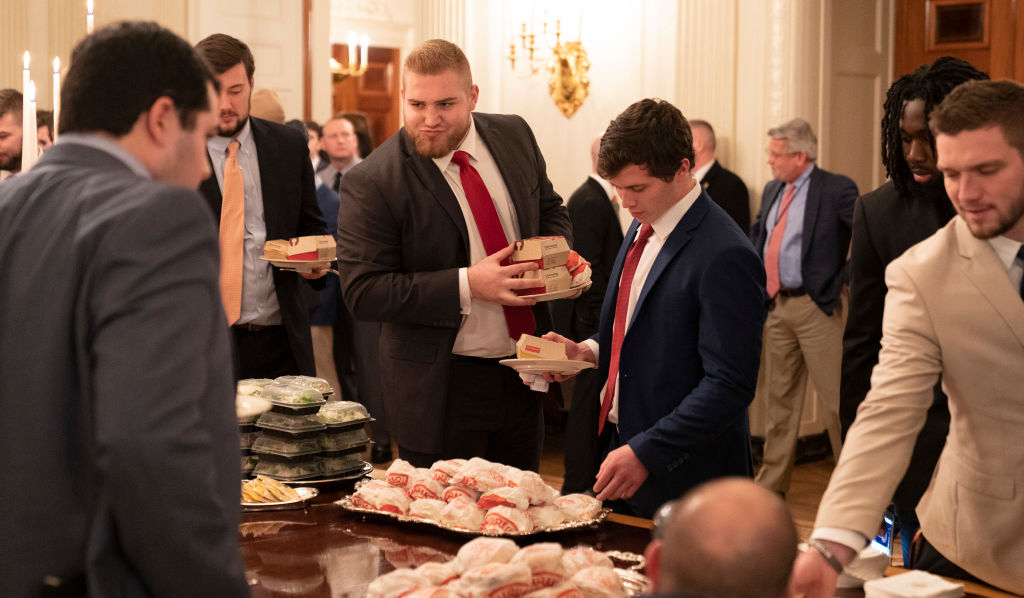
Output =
[
  {"x1": 239, "y1": 375, "x2": 372, "y2": 483},
  {"x1": 238, "y1": 378, "x2": 275, "y2": 478}
]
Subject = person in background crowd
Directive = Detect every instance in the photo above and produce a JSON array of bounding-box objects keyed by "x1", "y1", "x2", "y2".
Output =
[
  {"x1": 301, "y1": 119, "x2": 328, "y2": 173},
  {"x1": 0, "y1": 89, "x2": 24, "y2": 177},
  {"x1": 645, "y1": 478, "x2": 797, "y2": 598},
  {"x1": 560, "y1": 134, "x2": 623, "y2": 494},
  {"x1": 336, "y1": 39, "x2": 571, "y2": 471},
  {"x1": 840, "y1": 56, "x2": 988, "y2": 562},
  {"x1": 543, "y1": 98, "x2": 766, "y2": 518},
  {"x1": 751, "y1": 118, "x2": 858, "y2": 497},
  {"x1": 0, "y1": 21, "x2": 248, "y2": 596},
  {"x1": 195, "y1": 32, "x2": 327, "y2": 380},
  {"x1": 795, "y1": 79, "x2": 1024, "y2": 597},
  {"x1": 36, "y1": 109, "x2": 54, "y2": 151},
  {"x1": 340, "y1": 110, "x2": 375, "y2": 158},
  {"x1": 689, "y1": 119, "x2": 750, "y2": 232},
  {"x1": 250, "y1": 88, "x2": 286, "y2": 124}
]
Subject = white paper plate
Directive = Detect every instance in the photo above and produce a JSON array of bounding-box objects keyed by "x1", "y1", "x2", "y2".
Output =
[
  {"x1": 499, "y1": 359, "x2": 596, "y2": 376},
  {"x1": 259, "y1": 256, "x2": 336, "y2": 273},
  {"x1": 518, "y1": 280, "x2": 592, "y2": 302},
  {"x1": 242, "y1": 486, "x2": 318, "y2": 511}
]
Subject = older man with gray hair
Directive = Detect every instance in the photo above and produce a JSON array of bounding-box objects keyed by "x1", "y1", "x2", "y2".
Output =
[{"x1": 750, "y1": 118, "x2": 857, "y2": 497}]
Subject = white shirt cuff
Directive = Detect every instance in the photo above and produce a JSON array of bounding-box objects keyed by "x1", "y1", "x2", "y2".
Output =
[
  {"x1": 458, "y1": 267, "x2": 472, "y2": 315},
  {"x1": 810, "y1": 528, "x2": 870, "y2": 554},
  {"x1": 582, "y1": 339, "x2": 600, "y2": 363}
]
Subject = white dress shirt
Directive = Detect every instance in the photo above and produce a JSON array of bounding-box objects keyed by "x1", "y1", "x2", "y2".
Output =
[
  {"x1": 432, "y1": 117, "x2": 522, "y2": 358},
  {"x1": 582, "y1": 179, "x2": 702, "y2": 423},
  {"x1": 207, "y1": 119, "x2": 281, "y2": 326}
]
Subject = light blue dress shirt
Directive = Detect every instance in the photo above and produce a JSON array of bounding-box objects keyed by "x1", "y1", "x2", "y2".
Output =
[
  {"x1": 763, "y1": 164, "x2": 814, "y2": 289},
  {"x1": 207, "y1": 119, "x2": 281, "y2": 325}
]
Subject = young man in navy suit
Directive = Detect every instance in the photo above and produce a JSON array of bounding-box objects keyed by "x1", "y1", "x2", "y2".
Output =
[{"x1": 544, "y1": 99, "x2": 766, "y2": 517}]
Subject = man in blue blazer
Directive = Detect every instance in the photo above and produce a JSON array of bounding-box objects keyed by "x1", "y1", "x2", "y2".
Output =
[
  {"x1": 545, "y1": 99, "x2": 766, "y2": 517},
  {"x1": 750, "y1": 118, "x2": 858, "y2": 496}
]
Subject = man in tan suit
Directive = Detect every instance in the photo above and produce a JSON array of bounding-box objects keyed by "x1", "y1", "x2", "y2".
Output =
[{"x1": 794, "y1": 79, "x2": 1024, "y2": 595}]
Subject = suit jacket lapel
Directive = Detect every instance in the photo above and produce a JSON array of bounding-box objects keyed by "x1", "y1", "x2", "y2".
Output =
[
  {"x1": 250, "y1": 118, "x2": 281, "y2": 239},
  {"x1": 475, "y1": 114, "x2": 532, "y2": 236},
  {"x1": 199, "y1": 153, "x2": 222, "y2": 220},
  {"x1": 399, "y1": 129, "x2": 470, "y2": 251},
  {"x1": 801, "y1": 166, "x2": 823, "y2": 259},
  {"x1": 955, "y1": 218, "x2": 1024, "y2": 349},
  {"x1": 628, "y1": 193, "x2": 706, "y2": 328}
]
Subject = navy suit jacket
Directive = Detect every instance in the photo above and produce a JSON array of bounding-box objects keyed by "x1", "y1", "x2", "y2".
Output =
[
  {"x1": 198, "y1": 117, "x2": 326, "y2": 375},
  {"x1": 750, "y1": 165, "x2": 857, "y2": 315},
  {"x1": 595, "y1": 191, "x2": 767, "y2": 517}
]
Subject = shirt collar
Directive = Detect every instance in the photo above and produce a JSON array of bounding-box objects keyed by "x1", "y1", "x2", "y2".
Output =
[
  {"x1": 208, "y1": 117, "x2": 253, "y2": 154},
  {"x1": 788, "y1": 163, "x2": 814, "y2": 190},
  {"x1": 693, "y1": 160, "x2": 713, "y2": 183},
  {"x1": 432, "y1": 116, "x2": 478, "y2": 171},
  {"x1": 987, "y1": 234, "x2": 1024, "y2": 274},
  {"x1": 589, "y1": 173, "x2": 616, "y2": 200},
  {"x1": 649, "y1": 178, "x2": 702, "y2": 242},
  {"x1": 55, "y1": 133, "x2": 151, "y2": 179}
]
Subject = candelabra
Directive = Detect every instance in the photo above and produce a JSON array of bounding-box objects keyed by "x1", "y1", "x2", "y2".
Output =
[
  {"x1": 332, "y1": 32, "x2": 370, "y2": 82},
  {"x1": 507, "y1": 18, "x2": 590, "y2": 118}
]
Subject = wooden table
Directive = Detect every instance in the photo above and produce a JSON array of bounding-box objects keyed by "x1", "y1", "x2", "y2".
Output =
[{"x1": 239, "y1": 487, "x2": 654, "y2": 597}]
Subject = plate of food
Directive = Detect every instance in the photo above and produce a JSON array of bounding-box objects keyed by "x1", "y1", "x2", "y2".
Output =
[
  {"x1": 364, "y1": 538, "x2": 649, "y2": 598},
  {"x1": 337, "y1": 457, "x2": 610, "y2": 537},
  {"x1": 241, "y1": 475, "x2": 319, "y2": 511},
  {"x1": 520, "y1": 280, "x2": 592, "y2": 302},
  {"x1": 499, "y1": 359, "x2": 596, "y2": 376}
]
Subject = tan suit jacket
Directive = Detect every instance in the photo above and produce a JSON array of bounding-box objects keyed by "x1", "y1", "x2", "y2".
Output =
[{"x1": 815, "y1": 217, "x2": 1024, "y2": 593}]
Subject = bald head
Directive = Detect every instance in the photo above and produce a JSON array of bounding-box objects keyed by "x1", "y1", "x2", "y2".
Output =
[
  {"x1": 651, "y1": 478, "x2": 797, "y2": 598},
  {"x1": 689, "y1": 119, "x2": 716, "y2": 170},
  {"x1": 589, "y1": 136, "x2": 602, "y2": 173}
]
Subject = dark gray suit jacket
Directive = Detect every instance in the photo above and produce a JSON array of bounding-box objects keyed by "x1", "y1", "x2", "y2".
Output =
[
  {"x1": 337, "y1": 112, "x2": 571, "y2": 454},
  {"x1": 0, "y1": 142, "x2": 248, "y2": 596}
]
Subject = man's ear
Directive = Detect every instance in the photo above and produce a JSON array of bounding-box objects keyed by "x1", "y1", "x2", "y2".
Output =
[
  {"x1": 644, "y1": 539, "x2": 662, "y2": 593},
  {"x1": 144, "y1": 96, "x2": 177, "y2": 147}
]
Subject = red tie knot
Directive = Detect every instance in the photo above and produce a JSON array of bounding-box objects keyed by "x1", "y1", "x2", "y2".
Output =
[{"x1": 451, "y1": 150, "x2": 471, "y2": 169}]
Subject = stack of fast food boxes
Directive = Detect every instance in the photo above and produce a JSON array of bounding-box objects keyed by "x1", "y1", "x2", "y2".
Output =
[{"x1": 237, "y1": 376, "x2": 372, "y2": 482}]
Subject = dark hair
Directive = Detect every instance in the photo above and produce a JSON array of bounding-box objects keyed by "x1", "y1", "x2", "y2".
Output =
[
  {"x1": 882, "y1": 57, "x2": 988, "y2": 194},
  {"x1": 36, "y1": 110, "x2": 54, "y2": 137},
  {"x1": 338, "y1": 111, "x2": 374, "y2": 157},
  {"x1": 0, "y1": 89, "x2": 23, "y2": 120},
  {"x1": 689, "y1": 119, "x2": 716, "y2": 152},
  {"x1": 931, "y1": 79, "x2": 1024, "y2": 157},
  {"x1": 598, "y1": 98, "x2": 694, "y2": 181},
  {"x1": 194, "y1": 33, "x2": 255, "y2": 79},
  {"x1": 60, "y1": 21, "x2": 217, "y2": 135},
  {"x1": 303, "y1": 120, "x2": 322, "y2": 138},
  {"x1": 284, "y1": 119, "x2": 309, "y2": 142}
]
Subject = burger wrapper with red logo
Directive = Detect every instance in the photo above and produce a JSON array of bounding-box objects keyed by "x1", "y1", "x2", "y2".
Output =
[
  {"x1": 515, "y1": 334, "x2": 567, "y2": 360},
  {"x1": 263, "y1": 234, "x2": 336, "y2": 261},
  {"x1": 508, "y1": 237, "x2": 591, "y2": 296}
]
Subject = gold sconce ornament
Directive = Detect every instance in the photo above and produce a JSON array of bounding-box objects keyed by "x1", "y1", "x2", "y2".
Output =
[
  {"x1": 507, "y1": 19, "x2": 590, "y2": 118},
  {"x1": 331, "y1": 31, "x2": 370, "y2": 83}
]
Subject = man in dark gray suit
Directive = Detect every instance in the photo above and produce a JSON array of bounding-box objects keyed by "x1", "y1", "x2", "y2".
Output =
[
  {"x1": 0, "y1": 22, "x2": 248, "y2": 597},
  {"x1": 337, "y1": 39, "x2": 571, "y2": 471}
]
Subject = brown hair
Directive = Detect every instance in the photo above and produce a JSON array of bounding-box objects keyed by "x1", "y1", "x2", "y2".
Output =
[
  {"x1": 598, "y1": 98, "x2": 694, "y2": 182},
  {"x1": 402, "y1": 39, "x2": 472, "y2": 92},
  {"x1": 195, "y1": 33, "x2": 255, "y2": 79},
  {"x1": 0, "y1": 89, "x2": 23, "y2": 120},
  {"x1": 930, "y1": 79, "x2": 1024, "y2": 156}
]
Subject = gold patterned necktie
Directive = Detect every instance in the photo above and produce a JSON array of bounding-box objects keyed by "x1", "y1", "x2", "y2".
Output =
[{"x1": 219, "y1": 140, "x2": 245, "y2": 325}]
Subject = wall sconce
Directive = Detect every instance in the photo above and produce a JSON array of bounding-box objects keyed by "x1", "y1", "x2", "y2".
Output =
[
  {"x1": 507, "y1": 18, "x2": 590, "y2": 118},
  {"x1": 331, "y1": 31, "x2": 370, "y2": 82}
]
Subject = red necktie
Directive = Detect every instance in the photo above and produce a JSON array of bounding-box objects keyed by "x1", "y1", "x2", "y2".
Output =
[
  {"x1": 764, "y1": 184, "x2": 796, "y2": 298},
  {"x1": 451, "y1": 150, "x2": 535, "y2": 339},
  {"x1": 598, "y1": 224, "x2": 655, "y2": 434}
]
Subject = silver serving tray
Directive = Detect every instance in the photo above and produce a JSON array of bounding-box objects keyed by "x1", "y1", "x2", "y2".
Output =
[
  {"x1": 242, "y1": 486, "x2": 318, "y2": 512},
  {"x1": 335, "y1": 494, "x2": 610, "y2": 537}
]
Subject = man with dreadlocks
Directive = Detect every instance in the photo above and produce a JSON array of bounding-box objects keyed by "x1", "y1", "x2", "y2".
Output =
[{"x1": 840, "y1": 56, "x2": 987, "y2": 561}]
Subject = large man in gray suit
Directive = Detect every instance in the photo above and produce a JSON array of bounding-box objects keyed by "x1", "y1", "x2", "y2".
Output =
[
  {"x1": 0, "y1": 22, "x2": 248, "y2": 597},
  {"x1": 337, "y1": 39, "x2": 571, "y2": 470}
]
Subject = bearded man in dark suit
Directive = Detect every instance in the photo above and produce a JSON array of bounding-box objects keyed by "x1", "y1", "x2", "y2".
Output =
[
  {"x1": 336, "y1": 39, "x2": 571, "y2": 471},
  {"x1": 196, "y1": 33, "x2": 327, "y2": 380}
]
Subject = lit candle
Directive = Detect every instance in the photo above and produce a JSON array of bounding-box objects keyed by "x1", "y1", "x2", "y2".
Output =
[
  {"x1": 22, "y1": 81, "x2": 38, "y2": 172},
  {"x1": 22, "y1": 52, "x2": 30, "y2": 98},
  {"x1": 87, "y1": 0, "x2": 94, "y2": 34},
  {"x1": 347, "y1": 31, "x2": 356, "y2": 68},
  {"x1": 53, "y1": 57, "x2": 61, "y2": 141},
  {"x1": 360, "y1": 34, "x2": 369, "y2": 71}
]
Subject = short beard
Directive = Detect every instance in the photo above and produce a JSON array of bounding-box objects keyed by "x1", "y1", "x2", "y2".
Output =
[
  {"x1": 412, "y1": 120, "x2": 470, "y2": 159},
  {"x1": 218, "y1": 115, "x2": 248, "y2": 139},
  {"x1": 0, "y1": 152, "x2": 22, "y2": 171},
  {"x1": 963, "y1": 192, "x2": 1024, "y2": 239}
]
